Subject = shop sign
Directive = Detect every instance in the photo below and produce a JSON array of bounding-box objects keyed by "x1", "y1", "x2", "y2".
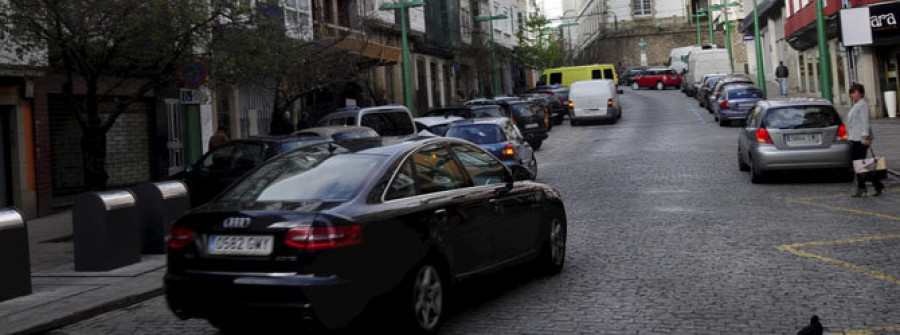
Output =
[{"x1": 840, "y1": 2, "x2": 900, "y2": 46}]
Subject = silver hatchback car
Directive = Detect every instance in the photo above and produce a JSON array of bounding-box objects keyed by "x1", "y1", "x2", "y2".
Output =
[{"x1": 737, "y1": 99, "x2": 851, "y2": 183}]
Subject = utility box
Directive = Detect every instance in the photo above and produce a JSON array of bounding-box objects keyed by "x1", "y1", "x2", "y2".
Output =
[
  {"x1": 73, "y1": 190, "x2": 141, "y2": 271},
  {"x1": 0, "y1": 208, "x2": 31, "y2": 301},
  {"x1": 133, "y1": 181, "x2": 190, "y2": 254}
]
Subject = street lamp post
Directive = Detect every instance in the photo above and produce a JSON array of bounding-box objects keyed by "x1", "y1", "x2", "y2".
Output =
[
  {"x1": 476, "y1": 14, "x2": 509, "y2": 96},
  {"x1": 815, "y1": 0, "x2": 833, "y2": 101},
  {"x1": 638, "y1": 38, "x2": 648, "y2": 67},
  {"x1": 690, "y1": 12, "x2": 707, "y2": 45},
  {"x1": 710, "y1": 2, "x2": 740, "y2": 74},
  {"x1": 752, "y1": 0, "x2": 767, "y2": 95},
  {"x1": 559, "y1": 22, "x2": 579, "y2": 66},
  {"x1": 379, "y1": 0, "x2": 425, "y2": 113}
]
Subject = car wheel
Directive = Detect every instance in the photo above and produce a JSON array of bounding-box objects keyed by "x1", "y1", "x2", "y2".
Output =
[
  {"x1": 719, "y1": 119, "x2": 728, "y2": 127},
  {"x1": 571, "y1": 119, "x2": 579, "y2": 126},
  {"x1": 537, "y1": 215, "x2": 567, "y2": 275},
  {"x1": 529, "y1": 155, "x2": 538, "y2": 180},
  {"x1": 738, "y1": 150, "x2": 750, "y2": 172},
  {"x1": 656, "y1": 82, "x2": 665, "y2": 90},
  {"x1": 714, "y1": 114, "x2": 719, "y2": 122},
  {"x1": 632, "y1": 82, "x2": 639, "y2": 90},
  {"x1": 750, "y1": 157, "x2": 766, "y2": 184},
  {"x1": 554, "y1": 115, "x2": 564, "y2": 125},
  {"x1": 403, "y1": 263, "x2": 445, "y2": 334},
  {"x1": 531, "y1": 140, "x2": 543, "y2": 150}
]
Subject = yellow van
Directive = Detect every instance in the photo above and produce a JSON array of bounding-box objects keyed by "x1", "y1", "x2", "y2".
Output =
[{"x1": 539, "y1": 64, "x2": 619, "y2": 87}]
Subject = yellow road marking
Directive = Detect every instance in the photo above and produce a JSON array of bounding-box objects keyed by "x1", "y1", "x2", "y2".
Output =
[
  {"x1": 776, "y1": 234, "x2": 900, "y2": 286},
  {"x1": 787, "y1": 198, "x2": 900, "y2": 221},
  {"x1": 828, "y1": 324, "x2": 900, "y2": 334}
]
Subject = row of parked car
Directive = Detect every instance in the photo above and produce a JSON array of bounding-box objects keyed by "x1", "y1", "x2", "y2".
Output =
[
  {"x1": 166, "y1": 98, "x2": 571, "y2": 333},
  {"x1": 682, "y1": 73, "x2": 853, "y2": 184}
]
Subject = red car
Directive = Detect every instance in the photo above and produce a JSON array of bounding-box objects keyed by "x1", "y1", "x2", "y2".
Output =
[{"x1": 632, "y1": 67, "x2": 682, "y2": 90}]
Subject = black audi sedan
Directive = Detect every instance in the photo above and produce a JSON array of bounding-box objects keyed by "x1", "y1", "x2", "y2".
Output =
[{"x1": 164, "y1": 137, "x2": 567, "y2": 333}]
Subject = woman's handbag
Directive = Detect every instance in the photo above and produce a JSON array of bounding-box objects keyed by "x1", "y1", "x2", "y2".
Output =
[{"x1": 853, "y1": 147, "x2": 888, "y2": 180}]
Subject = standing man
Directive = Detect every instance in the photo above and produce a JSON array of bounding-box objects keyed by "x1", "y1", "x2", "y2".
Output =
[
  {"x1": 776, "y1": 61, "x2": 789, "y2": 96},
  {"x1": 208, "y1": 126, "x2": 229, "y2": 151}
]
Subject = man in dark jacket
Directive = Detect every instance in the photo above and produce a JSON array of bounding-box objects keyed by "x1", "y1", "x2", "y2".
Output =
[{"x1": 776, "y1": 61, "x2": 789, "y2": 96}]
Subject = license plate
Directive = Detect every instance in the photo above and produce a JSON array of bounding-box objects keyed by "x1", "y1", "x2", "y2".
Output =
[
  {"x1": 785, "y1": 133, "x2": 822, "y2": 145},
  {"x1": 207, "y1": 235, "x2": 274, "y2": 256},
  {"x1": 525, "y1": 123, "x2": 538, "y2": 129}
]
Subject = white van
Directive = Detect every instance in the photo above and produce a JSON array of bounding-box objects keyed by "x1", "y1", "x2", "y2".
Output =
[
  {"x1": 668, "y1": 46, "x2": 700, "y2": 75},
  {"x1": 568, "y1": 79, "x2": 622, "y2": 126},
  {"x1": 683, "y1": 48, "x2": 732, "y2": 97}
]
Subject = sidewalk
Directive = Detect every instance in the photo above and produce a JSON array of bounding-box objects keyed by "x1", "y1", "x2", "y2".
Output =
[{"x1": 0, "y1": 211, "x2": 165, "y2": 335}]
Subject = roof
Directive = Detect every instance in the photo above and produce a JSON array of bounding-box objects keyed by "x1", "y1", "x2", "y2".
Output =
[
  {"x1": 354, "y1": 136, "x2": 474, "y2": 157},
  {"x1": 240, "y1": 136, "x2": 327, "y2": 144},
  {"x1": 758, "y1": 98, "x2": 834, "y2": 108},
  {"x1": 414, "y1": 116, "x2": 464, "y2": 127},
  {"x1": 448, "y1": 117, "x2": 509, "y2": 127},
  {"x1": 293, "y1": 126, "x2": 376, "y2": 137}
]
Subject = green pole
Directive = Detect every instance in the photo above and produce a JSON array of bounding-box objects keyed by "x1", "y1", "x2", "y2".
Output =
[
  {"x1": 724, "y1": 10, "x2": 734, "y2": 74},
  {"x1": 695, "y1": 14, "x2": 701, "y2": 45},
  {"x1": 815, "y1": 0, "x2": 833, "y2": 102},
  {"x1": 489, "y1": 20, "x2": 500, "y2": 96},
  {"x1": 753, "y1": 0, "x2": 767, "y2": 95},
  {"x1": 706, "y1": 9, "x2": 714, "y2": 45},
  {"x1": 400, "y1": 7, "x2": 414, "y2": 113},
  {"x1": 567, "y1": 26, "x2": 573, "y2": 66}
]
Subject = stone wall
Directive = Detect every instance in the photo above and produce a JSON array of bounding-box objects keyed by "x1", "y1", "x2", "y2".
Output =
[{"x1": 578, "y1": 25, "x2": 731, "y2": 68}]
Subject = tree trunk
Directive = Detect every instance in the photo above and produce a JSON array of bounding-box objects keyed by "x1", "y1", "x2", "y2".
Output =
[{"x1": 81, "y1": 126, "x2": 109, "y2": 191}]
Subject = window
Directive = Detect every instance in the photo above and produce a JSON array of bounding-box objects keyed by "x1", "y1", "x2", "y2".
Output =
[
  {"x1": 446, "y1": 124, "x2": 507, "y2": 144},
  {"x1": 385, "y1": 159, "x2": 417, "y2": 200},
  {"x1": 633, "y1": 0, "x2": 651, "y2": 16},
  {"x1": 230, "y1": 143, "x2": 266, "y2": 170},
  {"x1": 361, "y1": 111, "x2": 415, "y2": 136},
  {"x1": 199, "y1": 143, "x2": 265, "y2": 172},
  {"x1": 451, "y1": 144, "x2": 510, "y2": 186},
  {"x1": 592, "y1": 70, "x2": 602, "y2": 79},
  {"x1": 410, "y1": 146, "x2": 468, "y2": 194},
  {"x1": 603, "y1": 69, "x2": 614, "y2": 79},
  {"x1": 549, "y1": 73, "x2": 562, "y2": 85},
  {"x1": 763, "y1": 106, "x2": 841, "y2": 129},
  {"x1": 200, "y1": 145, "x2": 237, "y2": 171}
]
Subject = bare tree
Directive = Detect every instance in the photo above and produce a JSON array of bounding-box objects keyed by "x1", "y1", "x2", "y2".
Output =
[{"x1": 0, "y1": 0, "x2": 243, "y2": 190}]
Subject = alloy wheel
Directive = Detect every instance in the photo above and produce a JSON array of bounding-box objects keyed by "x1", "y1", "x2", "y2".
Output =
[
  {"x1": 632, "y1": 82, "x2": 639, "y2": 90},
  {"x1": 656, "y1": 82, "x2": 664, "y2": 90},
  {"x1": 413, "y1": 265, "x2": 443, "y2": 331},
  {"x1": 549, "y1": 218, "x2": 566, "y2": 266}
]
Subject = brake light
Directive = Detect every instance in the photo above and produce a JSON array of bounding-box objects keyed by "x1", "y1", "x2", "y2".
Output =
[
  {"x1": 285, "y1": 225, "x2": 362, "y2": 251},
  {"x1": 607, "y1": 99, "x2": 613, "y2": 108},
  {"x1": 544, "y1": 109, "x2": 549, "y2": 127},
  {"x1": 756, "y1": 128, "x2": 773, "y2": 144},
  {"x1": 567, "y1": 101, "x2": 574, "y2": 108},
  {"x1": 500, "y1": 144, "x2": 515, "y2": 160},
  {"x1": 167, "y1": 226, "x2": 195, "y2": 250},
  {"x1": 720, "y1": 100, "x2": 730, "y2": 109},
  {"x1": 836, "y1": 124, "x2": 848, "y2": 141}
]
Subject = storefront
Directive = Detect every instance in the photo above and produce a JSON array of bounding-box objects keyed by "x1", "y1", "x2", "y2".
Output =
[{"x1": 840, "y1": 0, "x2": 900, "y2": 116}]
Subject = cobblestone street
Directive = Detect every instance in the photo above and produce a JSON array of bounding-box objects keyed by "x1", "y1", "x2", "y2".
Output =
[{"x1": 53, "y1": 88, "x2": 900, "y2": 334}]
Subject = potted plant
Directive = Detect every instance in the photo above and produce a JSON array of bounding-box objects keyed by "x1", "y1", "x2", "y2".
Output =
[{"x1": 884, "y1": 81, "x2": 897, "y2": 118}]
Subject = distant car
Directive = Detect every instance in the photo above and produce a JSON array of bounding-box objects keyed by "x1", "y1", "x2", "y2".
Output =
[
  {"x1": 632, "y1": 67, "x2": 682, "y2": 90},
  {"x1": 696, "y1": 74, "x2": 727, "y2": 108},
  {"x1": 315, "y1": 105, "x2": 417, "y2": 141},
  {"x1": 414, "y1": 116, "x2": 465, "y2": 136},
  {"x1": 683, "y1": 48, "x2": 731, "y2": 97},
  {"x1": 528, "y1": 87, "x2": 571, "y2": 125},
  {"x1": 465, "y1": 99, "x2": 549, "y2": 149},
  {"x1": 165, "y1": 137, "x2": 568, "y2": 333},
  {"x1": 620, "y1": 66, "x2": 646, "y2": 86},
  {"x1": 520, "y1": 94, "x2": 556, "y2": 131},
  {"x1": 292, "y1": 126, "x2": 381, "y2": 151},
  {"x1": 446, "y1": 117, "x2": 537, "y2": 179},
  {"x1": 737, "y1": 99, "x2": 851, "y2": 183},
  {"x1": 568, "y1": 79, "x2": 622, "y2": 125},
  {"x1": 423, "y1": 105, "x2": 508, "y2": 119},
  {"x1": 711, "y1": 84, "x2": 765, "y2": 126},
  {"x1": 707, "y1": 75, "x2": 755, "y2": 112},
  {"x1": 171, "y1": 138, "x2": 337, "y2": 206}
]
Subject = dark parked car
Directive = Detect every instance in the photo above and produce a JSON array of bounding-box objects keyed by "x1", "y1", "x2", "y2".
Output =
[
  {"x1": 293, "y1": 126, "x2": 382, "y2": 151},
  {"x1": 712, "y1": 84, "x2": 765, "y2": 126},
  {"x1": 465, "y1": 99, "x2": 549, "y2": 149},
  {"x1": 619, "y1": 66, "x2": 646, "y2": 86},
  {"x1": 423, "y1": 105, "x2": 508, "y2": 119},
  {"x1": 522, "y1": 92, "x2": 566, "y2": 127},
  {"x1": 696, "y1": 74, "x2": 727, "y2": 109},
  {"x1": 165, "y1": 137, "x2": 568, "y2": 333},
  {"x1": 446, "y1": 117, "x2": 538, "y2": 179},
  {"x1": 171, "y1": 137, "x2": 335, "y2": 206},
  {"x1": 527, "y1": 87, "x2": 571, "y2": 125},
  {"x1": 707, "y1": 75, "x2": 755, "y2": 112}
]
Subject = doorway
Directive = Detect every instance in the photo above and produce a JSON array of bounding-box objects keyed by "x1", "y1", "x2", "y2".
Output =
[{"x1": 0, "y1": 106, "x2": 12, "y2": 208}]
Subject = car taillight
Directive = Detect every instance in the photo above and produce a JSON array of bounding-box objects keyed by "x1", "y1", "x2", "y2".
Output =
[
  {"x1": 544, "y1": 109, "x2": 549, "y2": 127},
  {"x1": 285, "y1": 225, "x2": 362, "y2": 251},
  {"x1": 500, "y1": 144, "x2": 515, "y2": 160},
  {"x1": 607, "y1": 99, "x2": 613, "y2": 108},
  {"x1": 568, "y1": 101, "x2": 574, "y2": 108},
  {"x1": 836, "y1": 124, "x2": 848, "y2": 141},
  {"x1": 720, "y1": 100, "x2": 730, "y2": 109},
  {"x1": 756, "y1": 128, "x2": 773, "y2": 144},
  {"x1": 167, "y1": 226, "x2": 195, "y2": 250}
]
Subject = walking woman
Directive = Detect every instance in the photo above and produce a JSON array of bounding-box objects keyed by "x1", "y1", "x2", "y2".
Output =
[{"x1": 847, "y1": 84, "x2": 884, "y2": 197}]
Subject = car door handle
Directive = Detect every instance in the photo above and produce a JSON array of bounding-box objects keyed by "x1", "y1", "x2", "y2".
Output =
[{"x1": 433, "y1": 209, "x2": 448, "y2": 222}]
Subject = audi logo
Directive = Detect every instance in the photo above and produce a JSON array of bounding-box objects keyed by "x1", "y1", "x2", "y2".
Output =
[{"x1": 222, "y1": 217, "x2": 251, "y2": 229}]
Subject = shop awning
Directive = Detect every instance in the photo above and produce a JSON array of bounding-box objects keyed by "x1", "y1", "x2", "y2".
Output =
[{"x1": 336, "y1": 37, "x2": 401, "y2": 62}]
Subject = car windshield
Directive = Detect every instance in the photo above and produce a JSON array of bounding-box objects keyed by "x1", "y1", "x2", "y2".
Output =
[
  {"x1": 706, "y1": 77, "x2": 722, "y2": 88},
  {"x1": 275, "y1": 139, "x2": 329, "y2": 154},
  {"x1": 217, "y1": 152, "x2": 382, "y2": 203},
  {"x1": 727, "y1": 88, "x2": 764, "y2": 100},
  {"x1": 332, "y1": 129, "x2": 378, "y2": 141},
  {"x1": 556, "y1": 91, "x2": 569, "y2": 100},
  {"x1": 508, "y1": 104, "x2": 533, "y2": 118},
  {"x1": 473, "y1": 107, "x2": 505, "y2": 118},
  {"x1": 763, "y1": 106, "x2": 841, "y2": 129},
  {"x1": 446, "y1": 124, "x2": 506, "y2": 144}
]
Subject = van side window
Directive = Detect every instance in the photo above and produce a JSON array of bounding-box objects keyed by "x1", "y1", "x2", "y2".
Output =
[
  {"x1": 549, "y1": 73, "x2": 562, "y2": 85},
  {"x1": 603, "y1": 69, "x2": 613, "y2": 79},
  {"x1": 591, "y1": 70, "x2": 602, "y2": 79},
  {"x1": 361, "y1": 111, "x2": 414, "y2": 136}
]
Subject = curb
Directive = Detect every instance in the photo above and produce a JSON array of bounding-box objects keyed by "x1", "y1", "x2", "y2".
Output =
[{"x1": 12, "y1": 287, "x2": 164, "y2": 335}]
